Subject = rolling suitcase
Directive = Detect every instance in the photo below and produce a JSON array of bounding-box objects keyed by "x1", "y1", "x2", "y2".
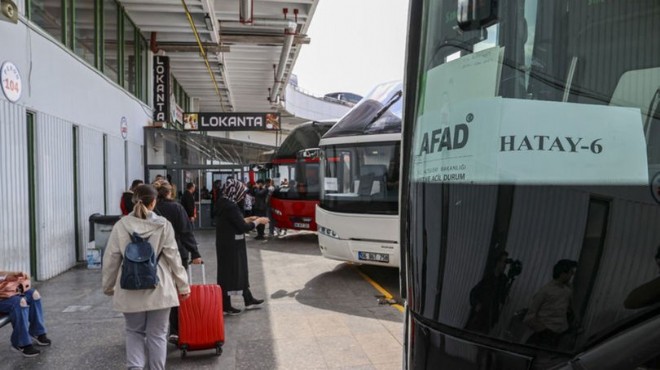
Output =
[{"x1": 178, "y1": 264, "x2": 225, "y2": 358}]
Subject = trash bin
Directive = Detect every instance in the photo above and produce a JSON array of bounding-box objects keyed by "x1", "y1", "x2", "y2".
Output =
[{"x1": 88, "y1": 213, "x2": 122, "y2": 269}]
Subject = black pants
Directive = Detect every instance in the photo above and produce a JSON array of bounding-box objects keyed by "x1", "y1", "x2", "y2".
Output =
[
  {"x1": 223, "y1": 288, "x2": 255, "y2": 309},
  {"x1": 169, "y1": 258, "x2": 189, "y2": 335},
  {"x1": 254, "y1": 208, "x2": 266, "y2": 237}
]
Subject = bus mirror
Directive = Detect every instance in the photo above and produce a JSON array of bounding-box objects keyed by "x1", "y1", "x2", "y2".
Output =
[{"x1": 457, "y1": 0, "x2": 498, "y2": 31}]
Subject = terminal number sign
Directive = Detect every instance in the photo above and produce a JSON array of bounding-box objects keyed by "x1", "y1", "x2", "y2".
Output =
[{"x1": 1, "y1": 61, "x2": 22, "y2": 103}]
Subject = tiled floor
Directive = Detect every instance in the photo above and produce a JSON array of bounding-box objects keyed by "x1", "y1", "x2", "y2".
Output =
[{"x1": 0, "y1": 230, "x2": 403, "y2": 369}]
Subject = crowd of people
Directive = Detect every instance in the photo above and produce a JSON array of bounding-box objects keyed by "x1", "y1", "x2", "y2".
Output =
[{"x1": 1, "y1": 174, "x2": 282, "y2": 368}]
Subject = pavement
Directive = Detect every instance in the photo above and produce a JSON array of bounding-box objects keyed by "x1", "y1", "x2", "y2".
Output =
[{"x1": 0, "y1": 229, "x2": 404, "y2": 369}]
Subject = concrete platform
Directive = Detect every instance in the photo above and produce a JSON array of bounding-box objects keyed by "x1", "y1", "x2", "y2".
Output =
[{"x1": 0, "y1": 230, "x2": 403, "y2": 369}]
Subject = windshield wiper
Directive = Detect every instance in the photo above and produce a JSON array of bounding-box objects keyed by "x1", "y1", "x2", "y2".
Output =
[{"x1": 365, "y1": 90, "x2": 403, "y2": 130}]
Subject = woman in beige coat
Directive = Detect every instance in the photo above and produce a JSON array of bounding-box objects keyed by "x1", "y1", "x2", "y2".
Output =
[{"x1": 102, "y1": 184, "x2": 190, "y2": 370}]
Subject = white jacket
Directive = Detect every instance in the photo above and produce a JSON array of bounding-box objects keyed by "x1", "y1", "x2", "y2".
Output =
[{"x1": 102, "y1": 211, "x2": 190, "y2": 313}]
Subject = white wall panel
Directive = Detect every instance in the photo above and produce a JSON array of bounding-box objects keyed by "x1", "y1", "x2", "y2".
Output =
[
  {"x1": 35, "y1": 113, "x2": 76, "y2": 279},
  {"x1": 106, "y1": 136, "x2": 126, "y2": 215},
  {"x1": 126, "y1": 141, "x2": 144, "y2": 185},
  {"x1": 78, "y1": 127, "x2": 105, "y2": 258},
  {"x1": 0, "y1": 101, "x2": 30, "y2": 273}
]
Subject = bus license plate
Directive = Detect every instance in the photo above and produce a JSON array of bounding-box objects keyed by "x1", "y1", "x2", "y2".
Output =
[
  {"x1": 358, "y1": 251, "x2": 389, "y2": 263},
  {"x1": 293, "y1": 222, "x2": 309, "y2": 229}
]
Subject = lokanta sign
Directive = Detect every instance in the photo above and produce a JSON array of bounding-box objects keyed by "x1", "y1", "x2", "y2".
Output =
[{"x1": 183, "y1": 112, "x2": 281, "y2": 131}]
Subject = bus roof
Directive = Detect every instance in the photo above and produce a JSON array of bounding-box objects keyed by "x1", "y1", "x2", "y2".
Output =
[
  {"x1": 272, "y1": 120, "x2": 336, "y2": 161},
  {"x1": 322, "y1": 81, "x2": 403, "y2": 139}
]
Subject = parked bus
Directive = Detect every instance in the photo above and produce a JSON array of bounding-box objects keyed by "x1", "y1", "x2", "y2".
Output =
[
  {"x1": 269, "y1": 120, "x2": 335, "y2": 231},
  {"x1": 317, "y1": 81, "x2": 403, "y2": 267},
  {"x1": 401, "y1": 0, "x2": 660, "y2": 369}
]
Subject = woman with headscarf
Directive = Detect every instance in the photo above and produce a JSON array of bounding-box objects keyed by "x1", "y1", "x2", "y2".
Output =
[{"x1": 214, "y1": 178, "x2": 269, "y2": 315}]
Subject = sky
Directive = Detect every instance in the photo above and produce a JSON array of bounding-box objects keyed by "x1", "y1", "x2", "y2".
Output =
[{"x1": 292, "y1": 0, "x2": 411, "y2": 98}]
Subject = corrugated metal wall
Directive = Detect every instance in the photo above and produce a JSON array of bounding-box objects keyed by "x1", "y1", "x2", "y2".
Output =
[
  {"x1": 126, "y1": 141, "x2": 144, "y2": 186},
  {"x1": 493, "y1": 186, "x2": 589, "y2": 338},
  {"x1": 78, "y1": 127, "x2": 105, "y2": 258},
  {"x1": 0, "y1": 101, "x2": 30, "y2": 273},
  {"x1": 106, "y1": 136, "x2": 126, "y2": 215},
  {"x1": 581, "y1": 199, "x2": 660, "y2": 341},
  {"x1": 35, "y1": 113, "x2": 76, "y2": 279},
  {"x1": 439, "y1": 185, "x2": 499, "y2": 327}
]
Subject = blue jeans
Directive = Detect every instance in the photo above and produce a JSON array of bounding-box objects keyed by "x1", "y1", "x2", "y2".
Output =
[{"x1": 0, "y1": 289, "x2": 47, "y2": 347}]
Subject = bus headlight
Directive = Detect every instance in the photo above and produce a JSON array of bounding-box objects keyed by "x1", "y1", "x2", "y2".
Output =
[{"x1": 318, "y1": 226, "x2": 339, "y2": 239}]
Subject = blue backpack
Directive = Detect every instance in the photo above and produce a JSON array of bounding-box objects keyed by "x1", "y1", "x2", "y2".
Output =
[{"x1": 120, "y1": 233, "x2": 161, "y2": 290}]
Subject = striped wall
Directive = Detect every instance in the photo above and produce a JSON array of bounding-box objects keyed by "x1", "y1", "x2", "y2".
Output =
[
  {"x1": 581, "y1": 198, "x2": 660, "y2": 342},
  {"x1": 78, "y1": 127, "x2": 105, "y2": 260},
  {"x1": 35, "y1": 113, "x2": 76, "y2": 280},
  {"x1": 439, "y1": 185, "x2": 499, "y2": 326},
  {"x1": 106, "y1": 136, "x2": 126, "y2": 215},
  {"x1": 126, "y1": 141, "x2": 144, "y2": 188},
  {"x1": 0, "y1": 100, "x2": 29, "y2": 273}
]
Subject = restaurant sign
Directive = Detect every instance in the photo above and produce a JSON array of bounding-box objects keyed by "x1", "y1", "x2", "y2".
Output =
[{"x1": 183, "y1": 112, "x2": 281, "y2": 131}]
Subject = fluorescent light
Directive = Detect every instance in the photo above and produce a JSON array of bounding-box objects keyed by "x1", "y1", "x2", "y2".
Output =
[{"x1": 204, "y1": 15, "x2": 213, "y2": 31}]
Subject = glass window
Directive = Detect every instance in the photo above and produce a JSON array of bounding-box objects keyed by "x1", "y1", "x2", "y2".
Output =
[
  {"x1": 103, "y1": 0, "x2": 118, "y2": 82},
  {"x1": 74, "y1": 0, "x2": 96, "y2": 66},
  {"x1": 320, "y1": 142, "x2": 400, "y2": 214},
  {"x1": 29, "y1": 0, "x2": 64, "y2": 42},
  {"x1": 140, "y1": 36, "x2": 148, "y2": 103},
  {"x1": 405, "y1": 0, "x2": 660, "y2": 358},
  {"x1": 123, "y1": 14, "x2": 136, "y2": 94}
]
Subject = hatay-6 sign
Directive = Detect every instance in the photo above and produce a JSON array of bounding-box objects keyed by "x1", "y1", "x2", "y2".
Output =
[{"x1": 183, "y1": 112, "x2": 280, "y2": 131}]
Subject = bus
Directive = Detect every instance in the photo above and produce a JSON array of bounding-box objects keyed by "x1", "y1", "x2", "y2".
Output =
[
  {"x1": 269, "y1": 120, "x2": 335, "y2": 231},
  {"x1": 401, "y1": 0, "x2": 660, "y2": 369},
  {"x1": 316, "y1": 81, "x2": 403, "y2": 267}
]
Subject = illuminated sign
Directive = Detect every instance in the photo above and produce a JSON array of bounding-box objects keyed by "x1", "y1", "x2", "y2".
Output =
[
  {"x1": 183, "y1": 112, "x2": 281, "y2": 131},
  {"x1": 153, "y1": 56, "x2": 170, "y2": 123}
]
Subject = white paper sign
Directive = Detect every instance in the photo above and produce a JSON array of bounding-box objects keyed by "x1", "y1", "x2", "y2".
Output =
[
  {"x1": 324, "y1": 177, "x2": 338, "y2": 191},
  {"x1": 412, "y1": 98, "x2": 649, "y2": 185}
]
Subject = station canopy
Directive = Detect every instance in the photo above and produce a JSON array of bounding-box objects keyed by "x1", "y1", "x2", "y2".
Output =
[{"x1": 146, "y1": 128, "x2": 275, "y2": 166}]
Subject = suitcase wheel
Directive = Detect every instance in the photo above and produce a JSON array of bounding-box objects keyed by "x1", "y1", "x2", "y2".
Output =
[
  {"x1": 215, "y1": 343, "x2": 223, "y2": 356},
  {"x1": 181, "y1": 344, "x2": 188, "y2": 359}
]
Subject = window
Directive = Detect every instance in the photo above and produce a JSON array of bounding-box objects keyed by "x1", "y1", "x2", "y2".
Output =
[
  {"x1": 123, "y1": 14, "x2": 136, "y2": 94},
  {"x1": 103, "y1": 0, "x2": 119, "y2": 82},
  {"x1": 29, "y1": 0, "x2": 64, "y2": 42},
  {"x1": 74, "y1": 0, "x2": 96, "y2": 66}
]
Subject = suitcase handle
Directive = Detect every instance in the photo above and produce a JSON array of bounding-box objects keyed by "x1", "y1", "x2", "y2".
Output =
[{"x1": 187, "y1": 263, "x2": 206, "y2": 285}]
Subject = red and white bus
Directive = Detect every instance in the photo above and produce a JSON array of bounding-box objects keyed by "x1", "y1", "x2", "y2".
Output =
[{"x1": 269, "y1": 121, "x2": 336, "y2": 231}]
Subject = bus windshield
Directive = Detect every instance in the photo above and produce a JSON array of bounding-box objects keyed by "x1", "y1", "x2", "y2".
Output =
[
  {"x1": 320, "y1": 142, "x2": 400, "y2": 214},
  {"x1": 273, "y1": 160, "x2": 321, "y2": 201},
  {"x1": 404, "y1": 0, "x2": 660, "y2": 360}
]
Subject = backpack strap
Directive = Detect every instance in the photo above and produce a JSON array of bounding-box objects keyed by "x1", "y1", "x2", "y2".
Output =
[{"x1": 129, "y1": 232, "x2": 164, "y2": 263}]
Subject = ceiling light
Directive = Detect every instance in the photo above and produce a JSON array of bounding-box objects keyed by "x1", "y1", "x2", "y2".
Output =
[{"x1": 204, "y1": 15, "x2": 213, "y2": 31}]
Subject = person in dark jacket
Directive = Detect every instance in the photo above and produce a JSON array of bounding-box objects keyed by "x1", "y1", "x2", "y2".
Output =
[
  {"x1": 153, "y1": 180, "x2": 203, "y2": 342},
  {"x1": 252, "y1": 179, "x2": 269, "y2": 240},
  {"x1": 180, "y1": 182, "x2": 196, "y2": 221},
  {"x1": 215, "y1": 178, "x2": 269, "y2": 315},
  {"x1": 120, "y1": 179, "x2": 143, "y2": 215}
]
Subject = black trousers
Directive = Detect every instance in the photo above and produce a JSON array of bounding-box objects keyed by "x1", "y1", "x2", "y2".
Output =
[
  {"x1": 169, "y1": 258, "x2": 189, "y2": 335},
  {"x1": 223, "y1": 288, "x2": 255, "y2": 309}
]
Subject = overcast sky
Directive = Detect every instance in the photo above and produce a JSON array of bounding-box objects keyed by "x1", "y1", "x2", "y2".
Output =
[{"x1": 292, "y1": 0, "x2": 410, "y2": 98}]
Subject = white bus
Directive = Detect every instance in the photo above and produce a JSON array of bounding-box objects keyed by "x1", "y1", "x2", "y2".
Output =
[{"x1": 316, "y1": 81, "x2": 403, "y2": 268}]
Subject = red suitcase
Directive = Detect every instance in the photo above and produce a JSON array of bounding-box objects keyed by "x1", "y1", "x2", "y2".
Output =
[{"x1": 178, "y1": 264, "x2": 225, "y2": 358}]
